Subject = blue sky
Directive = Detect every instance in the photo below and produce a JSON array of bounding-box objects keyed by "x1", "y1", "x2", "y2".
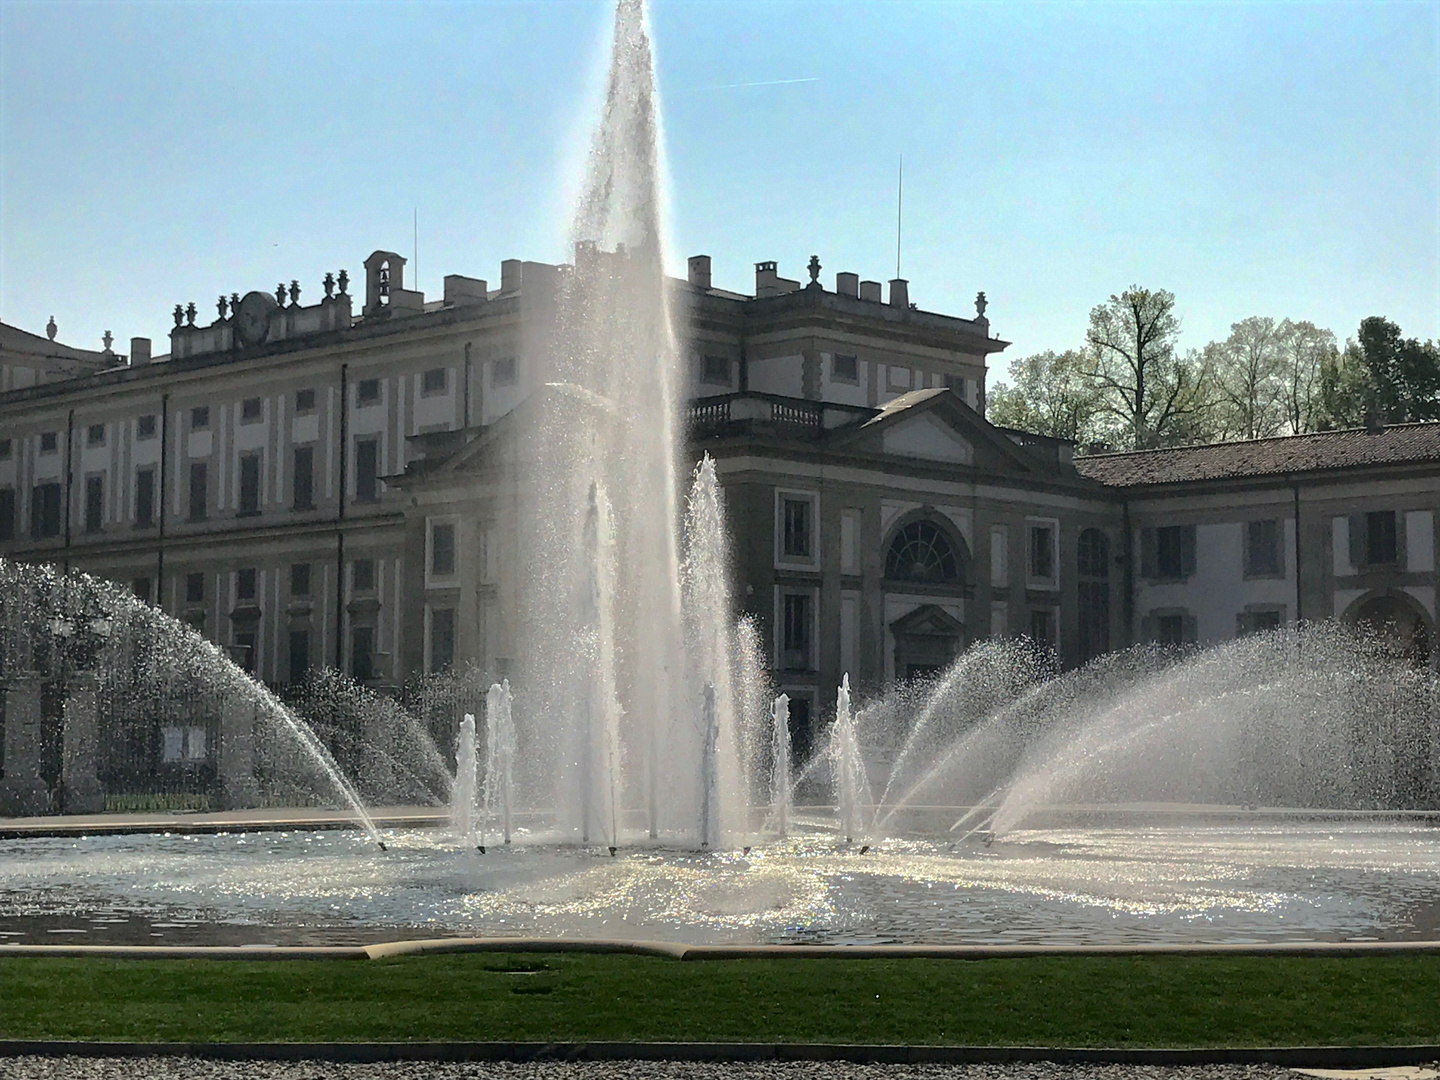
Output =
[{"x1": 1, "y1": 1, "x2": 1436, "y2": 375}]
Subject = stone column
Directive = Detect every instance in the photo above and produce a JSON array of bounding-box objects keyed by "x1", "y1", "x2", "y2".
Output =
[
  {"x1": 0, "y1": 674, "x2": 51, "y2": 817},
  {"x1": 218, "y1": 698, "x2": 260, "y2": 810},
  {"x1": 61, "y1": 672, "x2": 105, "y2": 814}
]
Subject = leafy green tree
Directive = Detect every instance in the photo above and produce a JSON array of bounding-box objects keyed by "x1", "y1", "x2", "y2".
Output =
[
  {"x1": 1207, "y1": 316, "x2": 1286, "y2": 441},
  {"x1": 1319, "y1": 317, "x2": 1440, "y2": 427},
  {"x1": 986, "y1": 349, "x2": 1101, "y2": 444},
  {"x1": 1275, "y1": 319, "x2": 1336, "y2": 434},
  {"x1": 1084, "y1": 286, "x2": 1210, "y2": 449}
]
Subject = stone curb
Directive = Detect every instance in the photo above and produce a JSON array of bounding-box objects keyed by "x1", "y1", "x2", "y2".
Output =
[
  {"x1": 0, "y1": 1040, "x2": 1438, "y2": 1066},
  {"x1": 6, "y1": 938, "x2": 1440, "y2": 961}
]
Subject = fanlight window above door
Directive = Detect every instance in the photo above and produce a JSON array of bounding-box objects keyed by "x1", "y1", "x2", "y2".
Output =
[{"x1": 885, "y1": 521, "x2": 959, "y2": 584}]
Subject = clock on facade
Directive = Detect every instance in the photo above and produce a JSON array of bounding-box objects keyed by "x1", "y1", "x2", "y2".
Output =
[{"x1": 234, "y1": 291, "x2": 277, "y2": 348}]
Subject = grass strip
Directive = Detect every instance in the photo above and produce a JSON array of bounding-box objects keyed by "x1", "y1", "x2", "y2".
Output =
[{"x1": 1, "y1": 953, "x2": 1438, "y2": 1047}]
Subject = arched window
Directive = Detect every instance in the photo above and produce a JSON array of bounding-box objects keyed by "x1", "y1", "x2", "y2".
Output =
[
  {"x1": 885, "y1": 520, "x2": 960, "y2": 584},
  {"x1": 1077, "y1": 527, "x2": 1110, "y2": 662}
]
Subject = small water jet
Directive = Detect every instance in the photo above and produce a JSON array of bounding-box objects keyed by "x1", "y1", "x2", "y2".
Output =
[
  {"x1": 770, "y1": 693, "x2": 792, "y2": 838},
  {"x1": 452, "y1": 714, "x2": 478, "y2": 847},
  {"x1": 829, "y1": 675, "x2": 867, "y2": 844},
  {"x1": 483, "y1": 680, "x2": 515, "y2": 845}
]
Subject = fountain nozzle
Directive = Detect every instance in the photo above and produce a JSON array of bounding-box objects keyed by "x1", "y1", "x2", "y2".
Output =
[
  {"x1": 860, "y1": 844, "x2": 870, "y2": 855},
  {"x1": 478, "y1": 845, "x2": 486, "y2": 854},
  {"x1": 377, "y1": 841, "x2": 388, "y2": 852},
  {"x1": 608, "y1": 846, "x2": 617, "y2": 857}
]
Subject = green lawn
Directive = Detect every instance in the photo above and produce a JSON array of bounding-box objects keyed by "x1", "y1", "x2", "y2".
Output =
[{"x1": 0, "y1": 953, "x2": 1437, "y2": 1046}]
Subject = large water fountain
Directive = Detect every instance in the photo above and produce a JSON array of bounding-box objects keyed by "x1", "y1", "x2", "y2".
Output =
[{"x1": 3, "y1": 0, "x2": 1440, "y2": 948}]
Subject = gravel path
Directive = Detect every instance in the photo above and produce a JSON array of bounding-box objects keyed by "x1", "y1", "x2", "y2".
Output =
[{"x1": 0, "y1": 1061, "x2": 1317, "y2": 1080}]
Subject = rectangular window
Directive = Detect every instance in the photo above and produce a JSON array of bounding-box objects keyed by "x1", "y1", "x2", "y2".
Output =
[
  {"x1": 0, "y1": 488, "x2": 14, "y2": 542},
  {"x1": 422, "y1": 367, "x2": 448, "y2": 394},
  {"x1": 289, "y1": 629, "x2": 310, "y2": 683},
  {"x1": 190, "y1": 406, "x2": 210, "y2": 430},
  {"x1": 492, "y1": 357, "x2": 517, "y2": 386},
  {"x1": 186, "y1": 572, "x2": 205, "y2": 604},
  {"x1": 782, "y1": 498, "x2": 812, "y2": 559},
  {"x1": 1156, "y1": 526, "x2": 1185, "y2": 579},
  {"x1": 238, "y1": 454, "x2": 261, "y2": 514},
  {"x1": 132, "y1": 577, "x2": 151, "y2": 603},
  {"x1": 1246, "y1": 519, "x2": 1282, "y2": 577},
  {"x1": 86, "y1": 423, "x2": 105, "y2": 447},
  {"x1": 30, "y1": 482, "x2": 61, "y2": 538},
  {"x1": 832, "y1": 354, "x2": 858, "y2": 381},
  {"x1": 1028, "y1": 524, "x2": 1055, "y2": 581},
  {"x1": 781, "y1": 592, "x2": 813, "y2": 670},
  {"x1": 354, "y1": 438, "x2": 378, "y2": 503},
  {"x1": 351, "y1": 626, "x2": 374, "y2": 681},
  {"x1": 430, "y1": 521, "x2": 456, "y2": 576},
  {"x1": 292, "y1": 446, "x2": 314, "y2": 509},
  {"x1": 1366, "y1": 510, "x2": 1398, "y2": 566},
  {"x1": 136, "y1": 414, "x2": 157, "y2": 439},
  {"x1": 1029, "y1": 608, "x2": 1055, "y2": 647},
  {"x1": 295, "y1": 388, "x2": 316, "y2": 413},
  {"x1": 162, "y1": 726, "x2": 184, "y2": 763},
  {"x1": 241, "y1": 397, "x2": 262, "y2": 422},
  {"x1": 188, "y1": 462, "x2": 207, "y2": 521},
  {"x1": 0, "y1": 437, "x2": 11, "y2": 459},
  {"x1": 352, "y1": 558, "x2": 375, "y2": 592},
  {"x1": 135, "y1": 467, "x2": 155, "y2": 527},
  {"x1": 290, "y1": 562, "x2": 311, "y2": 596},
  {"x1": 357, "y1": 378, "x2": 381, "y2": 405},
  {"x1": 1157, "y1": 614, "x2": 1186, "y2": 647},
  {"x1": 701, "y1": 355, "x2": 730, "y2": 384},
  {"x1": 40, "y1": 432, "x2": 57, "y2": 454},
  {"x1": 233, "y1": 631, "x2": 256, "y2": 673},
  {"x1": 236, "y1": 568, "x2": 257, "y2": 601},
  {"x1": 84, "y1": 475, "x2": 104, "y2": 533},
  {"x1": 429, "y1": 607, "x2": 456, "y2": 672},
  {"x1": 1238, "y1": 609, "x2": 1283, "y2": 636}
]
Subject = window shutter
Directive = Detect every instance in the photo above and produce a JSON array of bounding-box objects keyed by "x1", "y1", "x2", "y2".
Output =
[
  {"x1": 1183, "y1": 613, "x2": 1198, "y2": 644},
  {"x1": 1398, "y1": 512, "x2": 1409, "y2": 572},
  {"x1": 1180, "y1": 525, "x2": 1197, "y2": 577},
  {"x1": 1140, "y1": 528, "x2": 1157, "y2": 579},
  {"x1": 1348, "y1": 514, "x2": 1366, "y2": 569},
  {"x1": 1141, "y1": 614, "x2": 1156, "y2": 641}
]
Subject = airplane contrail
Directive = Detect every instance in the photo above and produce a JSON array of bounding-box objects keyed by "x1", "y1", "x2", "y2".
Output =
[{"x1": 678, "y1": 77, "x2": 820, "y2": 93}]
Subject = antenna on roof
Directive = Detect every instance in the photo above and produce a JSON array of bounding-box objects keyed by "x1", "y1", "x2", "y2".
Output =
[
  {"x1": 895, "y1": 155, "x2": 903, "y2": 280},
  {"x1": 413, "y1": 207, "x2": 419, "y2": 292}
]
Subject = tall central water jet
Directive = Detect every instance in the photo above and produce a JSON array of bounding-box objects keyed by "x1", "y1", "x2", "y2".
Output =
[{"x1": 518, "y1": 0, "x2": 689, "y2": 841}]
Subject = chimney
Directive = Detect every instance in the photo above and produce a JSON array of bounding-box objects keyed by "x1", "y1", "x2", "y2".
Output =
[
  {"x1": 836, "y1": 272, "x2": 859, "y2": 298},
  {"x1": 500, "y1": 259, "x2": 522, "y2": 294},
  {"x1": 859, "y1": 280, "x2": 882, "y2": 302},
  {"x1": 688, "y1": 255, "x2": 712, "y2": 290},
  {"x1": 130, "y1": 337, "x2": 151, "y2": 366},
  {"x1": 443, "y1": 275, "x2": 488, "y2": 305},
  {"x1": 755, "y1": 260, "x2": 779, "y2": 297},
  {"x1": 889, "y1": 278, "x2": 909, "y2": 308}
]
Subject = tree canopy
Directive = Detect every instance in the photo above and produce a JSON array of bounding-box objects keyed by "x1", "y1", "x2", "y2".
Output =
[{"x1": 986, "y1": 292, "x2": 1431, "y2": 454}]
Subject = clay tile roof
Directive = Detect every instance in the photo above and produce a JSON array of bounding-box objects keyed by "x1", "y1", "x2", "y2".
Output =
[{"x1": 1073, "y1": 422, "x2": 1440, "y2": 487}]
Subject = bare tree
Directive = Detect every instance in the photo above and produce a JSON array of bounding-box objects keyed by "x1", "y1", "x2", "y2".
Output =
[
  {"x1": 1276, "y1": 319, "x2": 1337, "y2": 433},
  {"x1": 986, "y1": 349, "x2": 1101, "y2": 444},
  {"x1": 1084, "y1": 286, "x2": 1208, "y2": 449},
  {"x1": 1208, "y1": 316, "x2": 1286, "y2": 441}
]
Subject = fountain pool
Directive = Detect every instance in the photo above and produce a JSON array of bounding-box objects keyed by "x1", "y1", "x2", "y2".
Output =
[{"x1": 3, "y1": 817, "x2": 1440, "y2": 947}]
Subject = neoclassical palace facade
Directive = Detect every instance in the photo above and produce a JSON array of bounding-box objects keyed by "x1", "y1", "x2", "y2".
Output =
[{"x1": 3, "y1": 248, "x2": 1439, "y2": 740}]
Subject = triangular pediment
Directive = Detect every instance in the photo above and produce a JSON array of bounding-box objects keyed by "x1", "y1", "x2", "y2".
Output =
[
  {"x1": 881, "y1": 412, "x2": 974, "y2": 464},
  {"x1": 828, "y1": 387, "x2": 1047, "y2": 475},
  {"x1": 890, "y1": 603, "x2": 965, "y2": 638}
]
